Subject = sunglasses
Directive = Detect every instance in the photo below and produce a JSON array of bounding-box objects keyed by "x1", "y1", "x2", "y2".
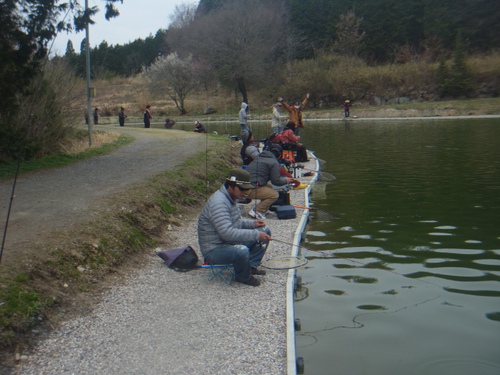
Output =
[{"x1": 236, "y1": 185, "x2": 250, "y2": 192}]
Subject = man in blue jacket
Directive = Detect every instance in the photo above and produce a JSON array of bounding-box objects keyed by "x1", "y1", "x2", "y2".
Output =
[{"x1": 197, "y1": 169, "x2": 271, "y2": 286}]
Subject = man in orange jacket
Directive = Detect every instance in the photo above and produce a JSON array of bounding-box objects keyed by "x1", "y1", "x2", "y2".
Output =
[{"x1": 278, "y1": 92, "x2": 310, "y2": 135}]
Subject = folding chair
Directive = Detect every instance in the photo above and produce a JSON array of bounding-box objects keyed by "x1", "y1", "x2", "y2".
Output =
[{"x1": 202, "y1": 261, "x2": 235, "y2": 285}]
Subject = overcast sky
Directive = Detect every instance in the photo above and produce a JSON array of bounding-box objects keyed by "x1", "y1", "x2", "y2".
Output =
[{"x1": 50, "y1": 0, "x2": 193, "y2": 55}]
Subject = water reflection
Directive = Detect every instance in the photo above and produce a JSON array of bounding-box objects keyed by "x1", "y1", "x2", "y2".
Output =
[{"x1": 295, "y1": 119, "x2": 500, "y2": 375}]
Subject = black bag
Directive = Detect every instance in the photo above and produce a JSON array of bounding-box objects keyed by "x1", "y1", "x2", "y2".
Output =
[
  {"x1": 270, "y1": 190, "x2": 291, "y2": 210},
  {"x1": 157, "y1": 246, "x2": 200, "y2": 272}
]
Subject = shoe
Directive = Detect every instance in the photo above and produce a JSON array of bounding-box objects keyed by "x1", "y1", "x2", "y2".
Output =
[
  {"x1": 293, "y1": 183, "x2": 309, "y2": 190},
  {"x1": 251, "y1": 267, "x2": 266, "y2": 275},
  {"x1": 248, "y1": 209, "x2": 266, "y2": 220},
  {"x1": 237, "y1": 276, "x2": 261, "y2": 286},
  {"x1": 303, "y1": 172, "x2": 314, "y2": 177}
]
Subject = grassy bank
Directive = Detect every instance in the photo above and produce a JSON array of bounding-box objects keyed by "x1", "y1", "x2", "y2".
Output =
[{"x1": 0, "y1": 135, "x2": 235, "y2": 354}]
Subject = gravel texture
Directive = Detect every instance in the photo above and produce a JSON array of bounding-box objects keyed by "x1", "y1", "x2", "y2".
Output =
[{"x1": 5, "y1": 128, "x2": 317, "y2": 374}]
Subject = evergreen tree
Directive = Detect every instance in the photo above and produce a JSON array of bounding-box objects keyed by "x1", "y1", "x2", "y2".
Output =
[
  {"x1": 333, "y1": 11, "x2": 365, "y2": 57},
  {"x1": 0, "y1": 0, "x2": 123, "y2": 161},
  {"x1": 65, "y1": 40, "x2": 76, "y2": 57},
  {"x1": 438, "y1": 31, "x2": 474, "y2": 97}
]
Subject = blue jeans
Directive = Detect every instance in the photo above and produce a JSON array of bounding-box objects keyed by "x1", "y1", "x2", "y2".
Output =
[{"x1": 204, "y1": 227, "x2": 271, "y2": 282}]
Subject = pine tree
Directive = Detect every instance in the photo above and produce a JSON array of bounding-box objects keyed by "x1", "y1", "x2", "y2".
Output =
[{"x1": 437, "y1": 31, "x2": 473, "y2": 97}]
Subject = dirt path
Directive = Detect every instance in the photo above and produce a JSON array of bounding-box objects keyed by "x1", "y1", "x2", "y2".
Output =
[{"x1": 0, "y1": 127, "x2": 211, "y2": 267}]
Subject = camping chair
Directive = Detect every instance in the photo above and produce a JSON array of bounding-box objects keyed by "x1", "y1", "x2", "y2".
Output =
[{"x1": 202, "y1": 260, "x2": 235, "y2": 285}]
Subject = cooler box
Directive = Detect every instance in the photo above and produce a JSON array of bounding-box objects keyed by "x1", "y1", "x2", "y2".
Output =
[{"x1": 276, "y1": 205, "x2": 296, "y2": 220}]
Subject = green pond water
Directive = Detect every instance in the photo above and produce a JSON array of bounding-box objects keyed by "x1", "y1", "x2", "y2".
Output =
[{"x1": 294, "y1": 118, "x2": 500, "y2": 375}]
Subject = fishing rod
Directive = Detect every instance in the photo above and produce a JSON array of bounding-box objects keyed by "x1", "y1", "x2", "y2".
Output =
[
  {"x1": 294, "y1": 165, "x2": 336, "y2": 181},
  {"x1": 0, "y1": 160, "x2": 21, "y2": 264},
  {"x1": 292, "y1": 205, "x2": 339, "y2": 219},
  {"x1": 270, "y1": 238, "x2": 441, "y2": 288}
]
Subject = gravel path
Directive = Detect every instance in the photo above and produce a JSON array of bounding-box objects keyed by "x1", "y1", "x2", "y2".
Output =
[
  {"x1": 0, "y1": 127, "x2": 210, "y2": 266},
  {"x1": 2, "y1": 127, "x2": 317, "y2": 374}
]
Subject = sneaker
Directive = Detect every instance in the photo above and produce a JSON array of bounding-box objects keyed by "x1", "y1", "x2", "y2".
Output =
[
  {"x1": 248, "y1": 209, "x2": 266, "y2": 220},
  {"x1": 237, "y1": 276, "x2": 261, "y2": 287},
  {"x1": 251, "y1": 267, "x2": 267, "y2": 275}
]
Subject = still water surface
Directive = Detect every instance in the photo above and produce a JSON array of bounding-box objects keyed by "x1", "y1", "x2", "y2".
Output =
[{"x1": 294, "y1": 119, "x2": 500, "y2": 375}]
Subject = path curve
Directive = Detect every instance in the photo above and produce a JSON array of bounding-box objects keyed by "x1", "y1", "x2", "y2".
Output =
[{"x1": 0, "y1": 127, "x2": 210, "y2": 266}]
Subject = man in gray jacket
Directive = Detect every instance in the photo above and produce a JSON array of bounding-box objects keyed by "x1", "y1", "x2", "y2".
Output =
[
  {"x1": 239, "y1": 102, "x2": 250, "y2": 142},
  {"x1": 198, "y1": 169, "x2": 271, "y2": 286},
  {"x1": 245, "y1": 144, "x2": 293, "y2": 219}
]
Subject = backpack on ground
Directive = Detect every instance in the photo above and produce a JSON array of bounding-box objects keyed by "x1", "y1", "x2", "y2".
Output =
[{"x1": 157, "y1": 246, "x2": 200, "y2": 272}]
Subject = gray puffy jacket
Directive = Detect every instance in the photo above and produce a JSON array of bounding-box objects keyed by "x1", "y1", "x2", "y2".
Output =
[
  {"x1": 197, "y1": 185, "x2": 259, "y2": 255},
  {"x1": 245, "y1": 151, "x2": 288, "y2": 188}
]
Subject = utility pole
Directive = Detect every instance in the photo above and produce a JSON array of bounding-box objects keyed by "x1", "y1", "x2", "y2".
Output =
[{"x1": 85, "y1": 0, "x2": 92, "y2": 146}]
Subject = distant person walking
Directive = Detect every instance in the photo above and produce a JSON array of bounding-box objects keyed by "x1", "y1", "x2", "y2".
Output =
[
  {"x1": 143, "y1": 105, "x2": 152, "y2": 128},
  {"x1": 93, "y1": 107, "x2": 99, "y2": 125},
  {"x1": 343, "y1": 100, "x2": 352, "y2": 118},
  {"x1": 118, "y1": 107, "x2": 127, "y2": 127}
]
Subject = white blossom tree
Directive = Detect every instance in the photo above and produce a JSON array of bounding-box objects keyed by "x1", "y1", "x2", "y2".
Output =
[{"x1": 145, "y1": 53, "x2": 198, "y2": 114}]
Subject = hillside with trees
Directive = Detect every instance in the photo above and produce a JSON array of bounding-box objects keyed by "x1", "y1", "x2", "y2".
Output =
[{"x1": 1, "y1": 0, "x2": 499, "y2": 162}]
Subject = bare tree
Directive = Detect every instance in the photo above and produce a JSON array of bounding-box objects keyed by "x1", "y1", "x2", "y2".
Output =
[
  {"x1": 145, "y1": 53, "x2": 198, "y2": 114},
  {"x1": 169, "y1": 2, "x2": 198, "y2": 29},
  {"x1": 167, "y1": 0, "x2": 291, "y2": 103}
]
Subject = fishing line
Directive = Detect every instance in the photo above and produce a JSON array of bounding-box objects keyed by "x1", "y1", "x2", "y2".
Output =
[
  {"x1": 0, "y1": 160, "x2": 21, "y2": 264},
  {"x1": 204, "y1": 123, "x2": 209, "y2": 201},
  {"x1": 271, "y1": 238, "x2": 442, "y2": 288},
  {"x1": 298, "y1": 166, "x2": 336, "y2": 181},
  {"x1": 299, "y1": 294, "x2": 441, "y2": 339},
  {"x1": 293, "y1": 205, "x2": 339, "y2": 220}
]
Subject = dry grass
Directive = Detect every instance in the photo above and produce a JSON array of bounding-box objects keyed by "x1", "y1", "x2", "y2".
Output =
[
  {"x1": 74, "y1": 53, "x2": 500, "y2": 123},
  {"x1": 60, "y1": 131, "x2": 123, "y2": 154}
]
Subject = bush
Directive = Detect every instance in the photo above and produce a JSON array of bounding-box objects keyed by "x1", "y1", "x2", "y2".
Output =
[{"x1": 0, "y1": 60, "x2": 82, "y2": 161}]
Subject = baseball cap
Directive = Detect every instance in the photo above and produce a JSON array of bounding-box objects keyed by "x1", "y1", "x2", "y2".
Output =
[{"x1": 227, "y1": 168, "x2": 254, "y2": 189}]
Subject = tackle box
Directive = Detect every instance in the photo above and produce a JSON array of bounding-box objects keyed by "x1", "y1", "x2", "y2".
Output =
[{"x1": 275, "y1": 205, "x2": 296, "y2": 220}]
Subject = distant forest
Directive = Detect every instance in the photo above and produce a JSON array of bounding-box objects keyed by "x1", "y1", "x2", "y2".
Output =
[{"x1": 57, "y1": 0, "x2": 500, "y2": 78}]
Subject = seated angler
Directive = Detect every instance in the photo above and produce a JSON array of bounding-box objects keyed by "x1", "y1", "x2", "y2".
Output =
[
  {"x1": 245, "y1": 144, "x2": 294, "y2": 219},
  {"x1": 197, "y1": 169, "x2": 271, "y2": 287},
  {"x1": 240, "y1": 131, "x2": 260, "y2": 166},
  {"x1": 280, "y1": 121, "x2": 309, "y2": 162}
]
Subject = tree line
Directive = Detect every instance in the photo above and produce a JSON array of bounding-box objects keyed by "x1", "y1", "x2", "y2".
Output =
[
  {"x1": 1, "y1": 0, "x2": 499, "y2": 161},
  {"x1": 58, "y1": 0, "x2": 500, "y2": 77}
]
